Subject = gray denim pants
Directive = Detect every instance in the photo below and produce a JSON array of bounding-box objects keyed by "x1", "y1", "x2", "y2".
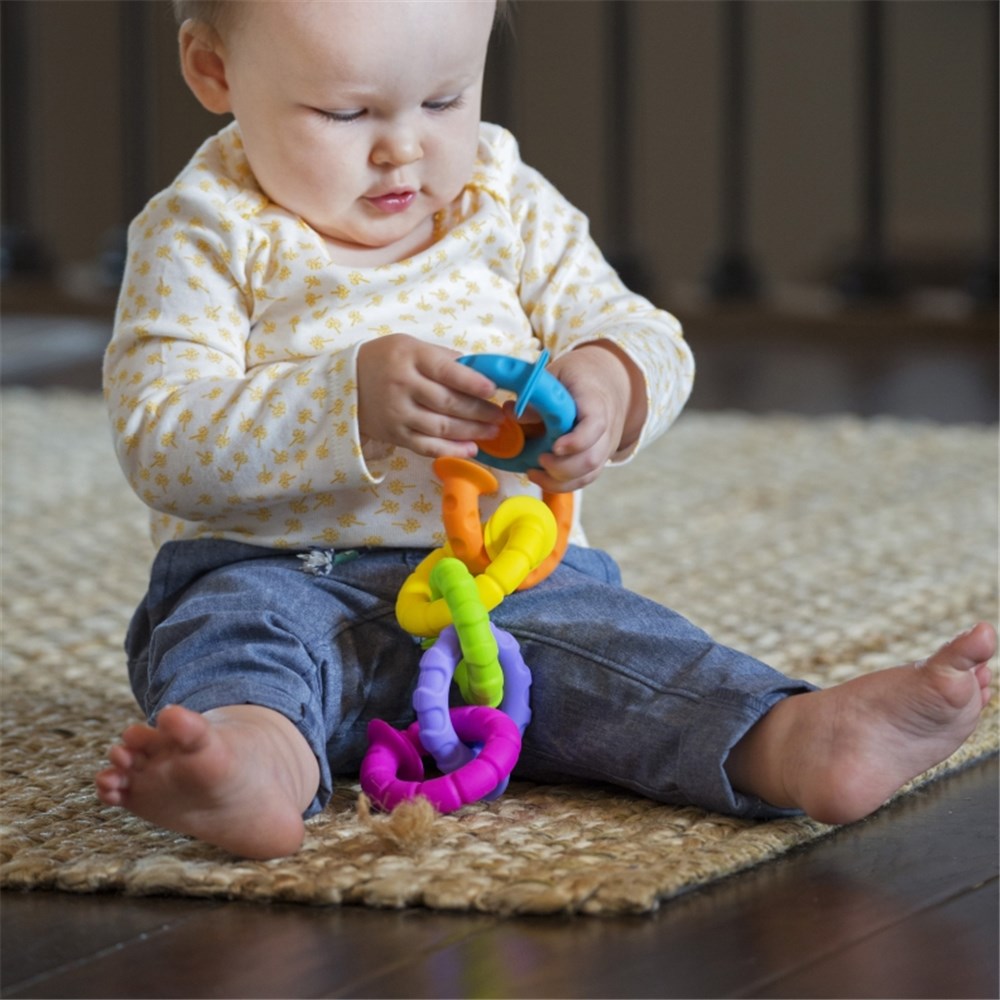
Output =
[{"x1": 125, "y1": 540, "x2": 813, "y2": 819}]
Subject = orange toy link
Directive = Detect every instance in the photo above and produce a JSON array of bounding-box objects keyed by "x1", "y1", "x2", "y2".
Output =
[{"x1": 432, "y1": 456, "x2": 574, "y2": 590}]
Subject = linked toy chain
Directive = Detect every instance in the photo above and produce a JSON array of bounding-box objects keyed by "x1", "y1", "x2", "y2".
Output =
[{"x1": 360, "y1": 352, "x2": 577, "y2": 812}]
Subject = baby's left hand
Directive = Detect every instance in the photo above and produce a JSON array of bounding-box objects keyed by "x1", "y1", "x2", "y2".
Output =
[{"x1": 528, "y1": 342, "x2": 644, "y2": 493}]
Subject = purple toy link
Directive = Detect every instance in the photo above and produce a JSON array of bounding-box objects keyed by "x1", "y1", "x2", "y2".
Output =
[
  {"x1": 412, "y1": 623, "x2": 533, "y2": 799},
  {"x1": 359, "y1": 624, "x2": 533, "y2": 811}
]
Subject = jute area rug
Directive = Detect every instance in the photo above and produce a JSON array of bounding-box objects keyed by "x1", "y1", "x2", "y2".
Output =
[{"x1": 2, "y1": 389, "x2": 997, "y2": 916}]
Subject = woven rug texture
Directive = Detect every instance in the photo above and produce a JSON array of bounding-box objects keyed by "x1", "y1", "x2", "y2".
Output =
[{"x1": 1, "y1": 390, "x2": 997, "y2": 915}]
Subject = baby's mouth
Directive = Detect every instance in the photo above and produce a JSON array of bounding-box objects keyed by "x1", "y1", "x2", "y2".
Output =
[{"x1": 365, "y1": 190, "x2": 417, "y2": 214}]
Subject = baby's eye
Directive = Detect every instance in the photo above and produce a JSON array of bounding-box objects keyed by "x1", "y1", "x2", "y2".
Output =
[
  {"x1": 318, "y1": 108, "x2": 366, "y2": 123},
  {"x1": 423, "y1": 95, "x2": 465, "y2": 113}
]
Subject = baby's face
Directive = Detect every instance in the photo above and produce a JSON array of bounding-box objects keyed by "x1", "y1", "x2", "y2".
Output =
[{"x1": 220, "y1": 1, "x2": 495, "y2": 258}]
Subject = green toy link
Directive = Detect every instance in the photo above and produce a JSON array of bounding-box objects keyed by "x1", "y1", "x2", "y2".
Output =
[{"x1": 429, "y1": 557, "x2": 504, "y2": 708}]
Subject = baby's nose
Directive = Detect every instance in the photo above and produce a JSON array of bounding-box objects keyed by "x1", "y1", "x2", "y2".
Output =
[{"x1": 372, "y1": 127, "x2": 423, "y2": 167}]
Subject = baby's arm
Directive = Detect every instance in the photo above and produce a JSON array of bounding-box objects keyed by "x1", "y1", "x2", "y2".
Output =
[
  {"x1": 529, "y1": 342, "x2": 646, "y2": 493},
  {"x1": 497, "y1": 132, "x2": 694, "y2": 492},
  {"x1": 356, "y1": 334, "x2": 504, "y2": 459},
  {"x1": 104, "y1": 198, "x2": 382, "y2": 522}
]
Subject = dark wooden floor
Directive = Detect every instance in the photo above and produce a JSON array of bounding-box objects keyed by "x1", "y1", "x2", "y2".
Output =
[
  {"x1": 3, "y1": 759, "x2": 996, "y2": 999},
  {"x1": 1, "y1": 294, "x2": 998, "y2": 999}
]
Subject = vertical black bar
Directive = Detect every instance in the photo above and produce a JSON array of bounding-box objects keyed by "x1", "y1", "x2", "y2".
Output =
[
  {"x1": 863, "y1": 0, "x2": 884, "y2": 263},
  {"x1": 722, "y1": 0, "x2": 747, "y2": 262},
  {"x1": 483, "y1": 2, "x2": 517, "y2": 132},
  {"x1": 839, "y1": 0, "x2": 896, "y2": 300},
  {"x1": 101, "y1": 0, "x2": 153, "y2": 287},
  {"x1": 121, "y1": 0, "x2": 152, "y2": 223},
  {"x1": 706, "y1": 0, "x2": 759, "y2": 301},
  {"x1": 1, "y1": 0, "x2": 27, "y2": 225},
  {"x1": 1, "y1": 0, "x2": 49, "y2": 279},
  {"x1": 604, "y1": 0, "x2": 649, "y2": 296},
  {"x1": 969, "y1": 0, "x2": 998, "y2": 305},
  {"x1": 607, "y1": 1, "x2": 632, "y2": 256}
]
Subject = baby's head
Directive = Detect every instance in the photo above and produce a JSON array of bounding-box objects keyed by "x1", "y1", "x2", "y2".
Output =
[
  {"x1": 172, "y1": 1, "x2": 226, "y2": 27},
  {"x1": 176, "y1": 0, "x2": 498, "y2": 261}
]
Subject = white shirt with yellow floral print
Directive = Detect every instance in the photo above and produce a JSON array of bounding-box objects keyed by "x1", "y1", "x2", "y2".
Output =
[{"x1": 103, "y1": 122, "x2": 694, "y2": 552}]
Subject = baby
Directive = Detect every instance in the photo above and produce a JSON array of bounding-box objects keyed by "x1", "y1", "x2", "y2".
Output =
[{"x1": 96, "y1": 0, "x2": 994, "y2": 860}]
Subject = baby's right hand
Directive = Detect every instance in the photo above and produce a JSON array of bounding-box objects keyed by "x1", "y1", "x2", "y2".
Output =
[{"x1": 357, "y1": 334, "x2": 505, "y2": 458}]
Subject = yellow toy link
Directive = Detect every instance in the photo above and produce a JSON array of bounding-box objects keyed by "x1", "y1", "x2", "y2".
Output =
[
  {"x1": 395, "y1": 497, "x2": 558, "y2": 638},
  {"x1": 429, "y1": 557, "x2": 503, "y2": 707}
]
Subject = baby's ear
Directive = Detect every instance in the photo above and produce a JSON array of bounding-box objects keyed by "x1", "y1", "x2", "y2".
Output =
[{"x1": 178, "y1": 19, "x2": 232, "y2": 115}]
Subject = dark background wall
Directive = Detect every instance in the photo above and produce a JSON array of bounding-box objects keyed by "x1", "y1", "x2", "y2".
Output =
[
  {"x1": 3, "y1": 0, "x2": 995, "y2": 304},
  {"x1": 1, "y1": 0, "x2": 996, "y2": 423}
]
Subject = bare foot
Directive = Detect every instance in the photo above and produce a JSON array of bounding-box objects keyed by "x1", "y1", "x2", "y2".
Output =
[
  {"x1": 95, "y1": 704, "x2": 320, "y2": 859},
  {"x1": 726, "y1": 623, "x2": 996, "y2": 825}
]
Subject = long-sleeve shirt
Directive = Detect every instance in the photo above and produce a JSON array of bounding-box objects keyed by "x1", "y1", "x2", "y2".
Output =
[{"x1": 103, "y1": 121, "x2": 694, "y2": 552}]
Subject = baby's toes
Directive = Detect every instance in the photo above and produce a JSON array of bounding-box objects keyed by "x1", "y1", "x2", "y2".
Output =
[
  {"x1": 120, "y1": 722, "x2": 163, "y2": 755},
  {"x1": 975, "y1": 664, "x2": 993, "y2": 703},
  {"x1": 95, "y1": 766, "x2": 129, "y2": 804},
  {"x1": 108, "y1": 743, "x2": 141, "y2": 772}
]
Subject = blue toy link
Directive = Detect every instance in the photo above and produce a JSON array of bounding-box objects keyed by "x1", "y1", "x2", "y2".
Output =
[{"x1": 458, "y1": 350, "x2": 577, "y2": 473}]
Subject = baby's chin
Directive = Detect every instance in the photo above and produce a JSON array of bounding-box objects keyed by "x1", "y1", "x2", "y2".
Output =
[{"x1": 315, "y1": 214, "x2": 440, "y2": 265}]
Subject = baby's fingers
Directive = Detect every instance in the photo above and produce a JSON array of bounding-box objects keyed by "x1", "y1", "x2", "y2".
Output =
[
  {"x1": 421, "y1": 350, "x2": 497, "y2": 403},
  {"x1": 529, "y1": 443, "x2": 603, "y2": 493},
  {"x1": 403, "y1": 405, "x2": 501, "y2": 452},
  {"x1": 528, "y1": 412, "x2": 612, "y2": 491},
  {"x1": 413, "y1": 377, "x2": 505, "y2": 429}
]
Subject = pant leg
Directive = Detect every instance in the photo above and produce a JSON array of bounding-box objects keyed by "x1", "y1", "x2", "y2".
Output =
[
  {"x1": 492, "y1": 546, "x2": 815, "y2": 819},
  {"x1": 125, "y1": 540, "x2": 428, "y2": 817},
  {"x1": 127, "y1": 540, "x2": 813, "y2": 821}
]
